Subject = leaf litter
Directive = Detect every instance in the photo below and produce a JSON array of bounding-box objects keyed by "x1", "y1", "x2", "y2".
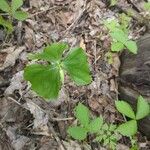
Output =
[{"x1": 0, "y1": 0, "x2": 150, "y2": 149}]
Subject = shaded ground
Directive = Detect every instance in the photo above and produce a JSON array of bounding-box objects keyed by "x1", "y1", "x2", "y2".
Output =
[{"x1": 0, "y1": 0, "x2": 150, "y2": 149}]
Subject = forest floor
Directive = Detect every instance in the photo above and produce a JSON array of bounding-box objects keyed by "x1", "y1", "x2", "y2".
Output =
[{"x1": 0, "y1": 0, "x2": 150, "y2": 149}]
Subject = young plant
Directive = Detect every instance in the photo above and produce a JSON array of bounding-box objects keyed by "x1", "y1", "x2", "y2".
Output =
[
  {"x1": 105, "y1": 19, "x2": 137, "y2": 54},
  {"x1": 143, "y1": 2, "x2": 150, "y2": 11},
  {"x1": 119, "y1": 13, "x2": 131, "y2": 33},
  {"x1": 110, "y1": 0, "x2": 118, "y2": 6},
  {"x1": 115, "y1": 96, "x2": 150, "y2": 136},
  {"x1": 24, "y1": 43, "x2": 92, "y2": 100},
  {"x1": 95, "y1": 123, "x2": 120, "y2": 150},
  {"x1": 0, "y1": 15, "x2": 13, "y2": 33},
  {"x1": 68, "y1": 103, "x2": 120, "y2": 150},
  {"x1": 68, "y1": 103, "x2": 104, "y2": 140},
  {"x1": 0, "y1": 0, "x2": 28, "y2": 32}
]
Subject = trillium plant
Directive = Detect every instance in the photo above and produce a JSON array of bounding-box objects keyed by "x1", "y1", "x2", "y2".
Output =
[
  {"x1": 105, "y1": 19, "x2": 138, "y2": 54},
  {"x1": 68, "y1": 96, "x2": 150, "y2": 149},
  {"x1": 0, "y1": 0, "x2": 28, "y2": 33},
  {"x1": 115, "y1": 96, "x2": 150, "y2": 136},
  {"x1": 24, "y1": 43, "x2": 92, "y2": 100}
]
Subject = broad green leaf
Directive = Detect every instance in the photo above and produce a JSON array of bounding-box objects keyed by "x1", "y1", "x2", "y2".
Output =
[
  {"x1": 67, "y1": 126, "x2": 87, "y2": 140},
  {"x1": 75, "y1": 103, "x2": 90, "y2": 127},
  {"x1": 88, "y1": 117, "x2": 103, "y2": 133},
  {"x1": 11, "y1": 0, "x2": 23, "y2": 12},
  {"x1": 136, "y1": 96, "x2": 150, "y2": 120},
  {"x1": 115, "y1": 101, "x2": 135, "y2": 119},
  {"x1": 13, "y1": 11, "x2": 28, "y2": 21},
  {"x1": 117, "y1": 120, "x2": 137, "y2": 136},
  {"x1": 29, "y1": 43, "x2": 68, "y2": 62},
  {"x1": 24, "y1": 64, "x2": 61, "y2": 99},
  {"x1": 0, "y1": 16, "x2": 13, "y2": 33},
  {"x1": 62, "y1": 47, "x2": 92, "y2": 85},
  {"x1": 0, "y1": 0, "x2": 10, "y2": 12},
  {"x1": 125, "y1": 40, "x2": 137, "y2": 54},
  {"x1": 111, "y1": 42, "x2": 124, "y2": 52},
  {"x1": 110, "y1": 30, "x2": 128, "y2": 44}
]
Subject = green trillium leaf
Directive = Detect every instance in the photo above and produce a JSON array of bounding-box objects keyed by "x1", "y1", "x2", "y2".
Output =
[
  {"x1": 29, "y1": 43, "x2": 68, "y2": 62},
  {"x1": 67, "y1": 126, "x2": 87, "y2": 140},
  {"x1": 11, "y1": 0, "x2": 23, "y2": 12},
  {"x1": 0, "y1": 0, "x2": 10, "y2": 13},
  {"x1": 115, "y1": 101, "x2": 135, "y2": 119},
  {"x1": 75, "y1": 103, "x2": 90, "y2": 127},
  {"x1": 111, "y1": 41, "x2": 124, "y2": 52},
  {"x1": 13, "y1": 11, "x2": 28, "y2": 21},
  {"x1": 24, "y1": 43, "x2": 92, "y2": 100},
  {"x1": 136, "y1": 96, "x2": 150, "y2": 120},
  {"x1": 117, "y1": 120, "x2": 137, "y2": 136},
  {"x1": 24, "y1": 64, "x2": 61, "y2": 99},
  {"x1": 125, "y1": 40, "x2": 138, "y2": 54},
  {"x1": 110, "y1": 29, "x2": 128, "y2": 44},
  {"x1": 62, "y1": 47, "x2": 92, "y2": 85}
]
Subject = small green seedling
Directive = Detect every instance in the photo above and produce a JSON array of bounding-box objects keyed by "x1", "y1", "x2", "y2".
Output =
[
  {"x1": 0, "y1": 0, "x2": 28, "y2": 33},
  {"x1": 95, "y1": 123, "x2": 120, "y2": 150},
  {"x1": 68, "y1": 103, "x2": 103, "y2": 140},
  {"x1": 68, "y1": 98, "x2": 149, "y2": 149},
  {"x1": 105, "y1": 19, "x2": 137, "y2": 54},
  {"x1": 110, "y1": 0, "x2": 118, "y2": 6},
  {"x1": 0, "y1": 15, "x2": 13, "y2": 33},
  {"x1": 68, "y1": 103, "x2": 120, "y2": 150},
  {"x1": 24, "y1": 43, "x2": 92, "y2": 100},
  {"x1": 143, "y1": 2, "x2": 150, "y2": 11},
  {"x1": 115, "y1": 96, "x2": 150, "y2": 136},
  {"x1": 119, "y1": 13, "x2": 131, "y2": 33}
]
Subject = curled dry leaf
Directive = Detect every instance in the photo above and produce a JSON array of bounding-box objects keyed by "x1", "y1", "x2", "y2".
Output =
[
  {"x1": 24, "y1": 25, "x2": 36, "y2": 50},
  {"x1": 6, "y1": 126, "x2": 30, "y2": 150},
  {"x1": 5, "y1": 71, "x2": 24, "y2": 96},
  {"x1": 25, "y1": 100, "x2": 49, "y2": 136},
  {"x1": 0, "y1": 46, "x2": 25, "y2": 71}
]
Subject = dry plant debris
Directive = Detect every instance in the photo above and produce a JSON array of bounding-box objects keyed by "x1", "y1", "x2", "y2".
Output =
[{"x1": 0, "y1": 0, "x2": 150, "y2": 150}]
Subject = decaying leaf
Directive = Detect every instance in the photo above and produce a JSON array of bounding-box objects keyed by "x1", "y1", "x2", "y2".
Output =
[
  {"x1": 0, "y1": 46, "x2": 25, "y2": 71},
  {"x1": 5, "y1": 71, "x2": 24, "y2": 95},
  {"x1": 25, "y1": 100, "x2": 49, "y2": 136}
]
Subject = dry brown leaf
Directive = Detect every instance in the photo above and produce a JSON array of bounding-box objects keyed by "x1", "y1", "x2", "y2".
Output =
[
  {"x1": 25, "y1": 100, "x2": 49, "y2": 136},
  {"x1": 5, "y1": 71, "x2": 24, "y2": 96},
  {"x1": 24, "y1": 25, "x2": 36, "y2": 50},
  {"x1": 0, "y1": 46, "x2": 25, "y2": 71},
  {"x1": 79, "y1": 38, "x2": 86, "y2": 50}
]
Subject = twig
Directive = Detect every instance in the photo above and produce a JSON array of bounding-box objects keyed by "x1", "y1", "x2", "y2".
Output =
[
  {"x1": 48, "y1": 122, "x2": 66, "y2": 150},
  {"x1": 29, "y1": 6, "x2": 59, "y2": 18},
  {"x1": 52, "y1": 117, "x2": 73, "y2": 121},
  {"x1": 63, "y1": 0, "x2": 88, "y2": 35},
  {"x1": 126, "y1": 0, "x2": 141, "y2": 13}
]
